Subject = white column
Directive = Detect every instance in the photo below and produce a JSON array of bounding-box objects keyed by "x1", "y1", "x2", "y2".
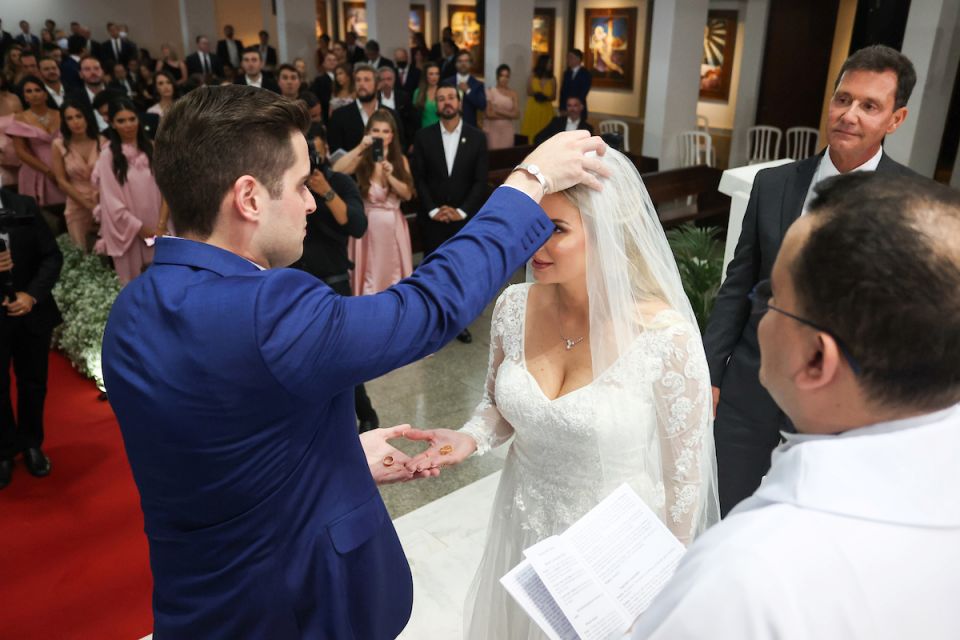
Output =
[
  {"x1": 484, "y1": 0, "x2": 536, "y2": 93},
  {"x1": 179, "y1": 0, "x2": 218, "y2": 57},
  {"x1": 728, "y1": 0, "x2": 771, "y2": 167},
  {"x1": 642, "y1": 0, "x2": 710, "y2": 169},
  {"x1": 882, "y1": 0, "x2": 960, "y2": 177},
  {"x1": 366, "y1": 0, "x2": 409, "y2": 60},
  {"x1": 276, "y1": 0, "x2": 318, "y2": 73}
]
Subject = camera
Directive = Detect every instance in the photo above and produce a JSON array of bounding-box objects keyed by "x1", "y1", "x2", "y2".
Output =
[
  {"x1": 372, "y1": 137, "x2": 384, "y2": 163},
  {"x1": 309, "y1": 148, "x2": 324, "y2": 174}
]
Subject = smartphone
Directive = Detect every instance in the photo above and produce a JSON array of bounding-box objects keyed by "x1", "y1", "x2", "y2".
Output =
[{"x1": 372, "y1": 137, "x2": 384, "y2": 162}]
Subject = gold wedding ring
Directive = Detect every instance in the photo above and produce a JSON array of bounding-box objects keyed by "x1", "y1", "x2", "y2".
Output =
[
  {"x1": 439, "y1": 445, "x2": 453, "y2": 456},
  {"x1": 382, "y1": 455, "x2": 395, "y2": 467}
]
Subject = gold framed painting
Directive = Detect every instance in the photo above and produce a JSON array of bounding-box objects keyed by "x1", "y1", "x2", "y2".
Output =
[
  {"x1": 448, "y1": 4, "x2": 484, "y2": 75},
  {"x1": 409, "y1": 4, "x2": 426, "y2": 47},
  {"x1": 699, "y1": 10, "x2": 738, "y2": 101},
  {"x1": 343, "y1": 2, "x2": 368, "y2": 42},
  {"x1": 532, "y1": 8, "x2": 556, "y2": 68},
  {"x1": 584, "y1": 7, "x2": 637, "y2": 90}
]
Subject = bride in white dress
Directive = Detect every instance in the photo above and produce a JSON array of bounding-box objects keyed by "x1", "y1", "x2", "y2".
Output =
[{"x1": 413, "y1": 149, "x2": 720, "y2": 639}]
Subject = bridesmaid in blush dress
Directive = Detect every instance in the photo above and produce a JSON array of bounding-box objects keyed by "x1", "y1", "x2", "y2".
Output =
[
  {"x1": 92, "y1": 97, "x2": 166, "y2": 285},
  {"x1": 8, "y1": 76, "x2": 65, "y2": 209},
  {"x1": 332, "y1": 110, "x2": 414, "y2": 295},
  {"x1": 52, "y1": 99, "x2": 101, "y2": 250},
  {"x1": 483, "y1": 64, "x2": 520, "y2": 150}
]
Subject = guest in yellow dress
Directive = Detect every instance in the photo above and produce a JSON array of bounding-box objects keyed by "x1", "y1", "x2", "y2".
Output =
[{"x1": 520, "y1": 54, "x2": 556, "y2": 144}]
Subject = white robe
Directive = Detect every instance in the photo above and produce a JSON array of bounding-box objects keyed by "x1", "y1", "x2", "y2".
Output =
[{"x1": 631, "y1": 402, "x2": 960, "y2": 639}]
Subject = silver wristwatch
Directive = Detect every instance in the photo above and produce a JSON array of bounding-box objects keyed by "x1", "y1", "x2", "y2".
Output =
[
  {"x1": 513, "y1": 163, "x2": 548, "y2": 196},
  {"x1": 323, "y1": 189, "x2": 337, "y2": 203}
]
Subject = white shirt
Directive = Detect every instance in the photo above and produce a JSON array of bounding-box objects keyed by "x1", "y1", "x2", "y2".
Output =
[
  {"x1": 87, "y1": 85, "x2": 108, "y2": 130},
  {"x1": 225, "y1": 39, "x2": 239, "y2": 68},
  {"x1": 564, "y1": 118, "x2": 580, "y2": 132},
  {"x1": 45, "y1": 83, "x2": 65, "y2": 107},
  {"x1": 198, "y1": 52, "x2": 211, "y2": 75},
  {"x1": 570, "y1": 64, "x2": 582, "y2": 79},
  {"x1": 456, "y1": 73, "x2": 471, "y2": 93},
  {"x1": 632, "y1": 403, "x2": 960, "y2": 640},
  {"x1": 379, "y1": 91, "x2": 395, "y2": 110},
  {"x1": 112, "y1": 38, "x2": 123, "y2": 59},
  {"x1": 245, "y1": 74, "x2": 263, "y2": 88},
  {"x1": 355, "y1": 99, "x2": 375, "y2": 126},
  {"x1": 801, "y1": 145, "x2": 883, "y2": 214},
  {"x1": 428, "y1": 119, "x2": 467, "y2": 221}
]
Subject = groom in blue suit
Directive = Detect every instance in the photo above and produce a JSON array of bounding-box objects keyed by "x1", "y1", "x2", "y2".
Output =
[{"x1": 101, "y1": 85, "x2": 608, "y2": 638}]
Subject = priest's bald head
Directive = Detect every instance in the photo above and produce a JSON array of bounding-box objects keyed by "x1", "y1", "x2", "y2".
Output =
[{"x1": 756, "y1": 172, "x2": 960, "y2": 434}]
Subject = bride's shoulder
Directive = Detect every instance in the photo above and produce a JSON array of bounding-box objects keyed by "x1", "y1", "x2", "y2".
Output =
[
  {"x1": 495, "y1": 282, "x2": 533, "y2": 310},
  {"x1": 636, "y1": 300, "x2": 697, "y2": 335}
]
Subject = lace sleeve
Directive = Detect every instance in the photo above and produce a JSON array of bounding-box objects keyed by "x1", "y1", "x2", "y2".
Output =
[
  {"x1": 653, "y1": 320, "x2": 713, "y2": 546},
  {"x1": 459, "y1": 289, "x2": 516, "y2": 455}
]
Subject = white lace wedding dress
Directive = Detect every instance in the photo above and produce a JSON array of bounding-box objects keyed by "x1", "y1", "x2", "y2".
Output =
[{"x1": 461, "y1": 283, "x2": 714, "y2": 640}]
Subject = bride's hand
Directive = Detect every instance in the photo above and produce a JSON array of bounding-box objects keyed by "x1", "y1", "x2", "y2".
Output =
[{"x1": 404, "y1": 428, "x2": 478, "y2": 472}]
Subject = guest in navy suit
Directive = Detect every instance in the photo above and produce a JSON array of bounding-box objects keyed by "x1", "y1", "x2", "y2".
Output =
[
  {"x1": 443, "y1": 50, "x2": 486, "y2": 128},
  {"x1": 560, "y1": 48, "x2": 592, "y2": 118},
  {"x1": 395, "y1": 47, "x2": 421, "y2": 95},
  {"x1": 101, "y1": 83, "x2": 610, "y2": 638}
]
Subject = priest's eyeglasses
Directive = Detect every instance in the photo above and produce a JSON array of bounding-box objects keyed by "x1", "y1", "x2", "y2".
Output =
[{"x1": 748, "y1": 279, "x2": 861, "y2": 375}]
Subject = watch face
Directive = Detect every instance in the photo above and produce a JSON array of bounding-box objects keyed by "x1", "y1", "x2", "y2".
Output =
[{"x1": 527, "y1": 163, "x2": 540, "y2": 174}]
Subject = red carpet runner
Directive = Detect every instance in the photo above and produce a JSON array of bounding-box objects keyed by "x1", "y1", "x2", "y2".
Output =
[{"x1": 0, "y1": 351, "x2": 152, "y2": 639}]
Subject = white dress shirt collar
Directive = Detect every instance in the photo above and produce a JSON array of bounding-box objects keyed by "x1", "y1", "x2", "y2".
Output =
[
  {"x1": 456, "y1": 73, "x2": 470, "y2": 86},
  {"x1": 802, "y1": 145, "x2": 884, "y2": 214},
  {"x1": 565, "y1": 117, "x2": 580, "y2": 131},
  {"x1": 379, "y1": 91, "x2": 395, "y2": 110},
  {"x1": 355, "y1": 99, "x2": 376, "y2": 126},
  {"x1": 440, "y1": 118, "x2": 464, "y2": 176},
  {"x1": 246, "y1": 74, "x2": 263, "y2": 88}
]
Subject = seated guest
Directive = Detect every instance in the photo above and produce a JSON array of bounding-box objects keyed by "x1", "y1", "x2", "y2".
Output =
[
  {"x1": 331, "y1": 110, "x2": 414, "y2": 296},
  {"x1": 327, "y1": 63, "x2": 403, "y2": 156},
  {"x1": 277, "y1": 63, "x2": 305, "y2": 101},
  {"x1": 364, "y1": 40, "x2": 393, "y2": 70},
  {"x1": 185, "y1": 35, "x2": 223, "y2": 80},
  {"x1": 534, "y1": 95, "x2": 592, "y2": 144},
  {"x1": 632, "y1": 172, "x2": 960, "y2": 639},
  {"x1": 309, "y1": 52, "x2": 338, "y2": 123},
  {"x1": 327, "y1": 61, "x2": 354, "y2": 119},
  {"x1": 443, "y1": 50, "x2": 485, "y2": 128},
  {"x1": 0, "y1": 184, "x2": 63, "y2": 490},
  {"x1": 108, "y1": 62, "x2": 139, "y2": 101},
  {"x1": 394, "y1": 47, "x2": 420, "y2": 94},
  {"x1": 51, "y1": 99, "x2": 100, "y2": 250},
  {"x1": 234, "y1": 48, "x2": 279, "y2": 93},
  {"x1": 483, "y1": 64, "x2": 519, "y2": 150},
  {"x1": 412, "y1": 84, "x2": 488, "y2": 343},
  {"x1": 413, "y1": 61, "x2": 441, "y2": 130},
  {"x1": 92, "y1": 97, "x2": 166, "y2": 285}
]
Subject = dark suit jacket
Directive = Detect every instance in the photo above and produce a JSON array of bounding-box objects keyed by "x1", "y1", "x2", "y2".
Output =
[
  {"x1": 347, "y1": 45, "x2": 366, "y2": 64},
  {"x1": 186, "y1": 52, "x2": 224, "y2": 78},
  {"x1": 379, "y1": 89, "x2": 417, "y2": 148},
  {"x1": 326, "y1": 101, "x2": 404, "y2": 154},
  {"x1": 101, "y1": 188, "x2": 552, "y2": 638},
  {"x1": 234, "y1": 74, "x2": 280, "y2": 94},
  {"x1": 216, "y1": 38, "x2": 244, "y2": 68},
  {"x1": 0, "y1": 189, "x2": 63, "y2": 335},
  {"x1": 703, "y1": 151, "x2": 917, "y2": 435},
  {"x1": 439, "y1": 57, "x2": 457, "y2": 83},
  {"x1": 100, "y1": 38, "x2": 138, "y2": 69},
  {"x1": 0, "y1": 31, "x2": 14, "y2": 59},
  {"x1": 309, "y1": 72, "x2": 334, "y2": 123},
  {"x1": 257, "y1": 44, "x2": 277, "y2": 68},
  {"x1": 368, "y1": 56, "x2": 394, "y2": 70},
  {"x1": 442, "y1": 74, "x2": 486, "y2": 128},
  {"x1": 60, "y1": 56, "x2": 82, "y2": 91},
  {"x1": 397, "y1": 65, "x2": 420, "y2": 95},
  {"x1": 412, "y1": 122, "x2": 489, "y2": 254},
  {"x1": 534, "y1": 116, "x2": 593, "y2": 144},
  {"x1": 14, "y1": 33, "x2": 40, "y2": 53},
  {"x1": 560, "y1": 67, "x2": 592, "y2": 114}
]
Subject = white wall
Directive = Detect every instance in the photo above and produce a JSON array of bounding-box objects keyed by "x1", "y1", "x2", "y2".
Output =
[
  {"x1": 696, "y1": 0, "x2": 746, "y2": 131},
  {"x1": 214, "y1": 0, "x2": 266, "y2": 51},
  {"x1": 572, "y1": 0, "x2": 649, "y2": 117}
]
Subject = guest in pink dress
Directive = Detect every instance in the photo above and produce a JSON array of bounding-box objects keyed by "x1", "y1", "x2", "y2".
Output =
[
  {"x1": 483, "y1": 64, "x2": 520, "y2": 150},
  {"x1": 92, "y1": 97, "x2": 165, "y2": 285},
  {"x1": 8, "y1": 76, "x2": 65, "y2": 208},
  {"x1": 332, "y1": 110, "x2": 414, "y2": 295},
  {"x1": 52, "y1": 99, "x2": 101, "y2": 251}
]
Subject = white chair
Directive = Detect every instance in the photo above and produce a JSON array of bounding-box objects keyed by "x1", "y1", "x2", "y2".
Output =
[
  {"x1": 599, "y1": 119, "x2": 630, "y2": 152},
  {"x1": 747, "y1": 125, "x2": 782, "y2": 164},
  {"x1": 678, "y1": 130, "x2": 713, "y2": 168},
  {"x1": 785, "y1": 126, "x2": 820, "y2": 160},
  {"x1": 696, "y1": 115, "x2": 716, "y2": 166}
]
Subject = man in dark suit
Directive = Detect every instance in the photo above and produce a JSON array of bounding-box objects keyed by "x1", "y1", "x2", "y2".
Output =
[
  {"x1": 559, "y1": 48, "x2": 592, "y2": 117},
  {"x1": 310, "y1": 52, "x2": 338, "y2": 124},
  {"x1": 216, "y1": 24, "x2": 244, "y2": 71},
  {"x1": 430, "y1": 26, "x2": 453, "y2": 62},
  {"x1": 234, "y1": 48, "x2": 280, "y2": 93},
  {"x1": 704, "y1": 45, "x2": 918, "y2": 517},
  {"x1": 363, "y1": 39, "x2": 394, "y2": 70},
  {"x1": 256, "y1": 30, "x2": 278, "y2": 71},
  {"x1": 100, "y1": 22, "x2": 137, "y2": 70},
  {"x1": 0, "y1": 188, "x2": 63, "y2": 489},
  {"x1": 377, "y1": 65, "x2": 416, "y2": 150},
  {"x1": 443, "y1": 50, "x2": 486, "y2": 128},
  {"x1": 0, "y1": 20, "x2": 14, "y2": 60},
  {"x1": 438, "y1": 39, "x2": 458, "y2": 81},
  {"x1": 67, "y1": 55, "x2": 112, "y2": 130},
  {"x1": 186, "y1": 35, "x2": 224, "y2": 80},
  {"x1": 344, "y1": 31, "x2": 366, "y2": 64},
  {"x1": 412, "y1": 84, "x2": 489, "y2": 343},
  {"x1": 15, "y1": 21, "x2": 40, "y2": 53},
  {"x1": 394, "y1": 47, "x2": 420, "y2": 95},
  {"x1": 327, "y1": 63, "x2": 403, "y2": 154},
  {"x1": 101, "y1": 82, "x2": 602, "y2": 638},
  {"x1": 60, "y1": 35, "x2": 86, "y2": 91},
  {"x1": 535, "y1": 95, "x2": 593, "y2": 143}
]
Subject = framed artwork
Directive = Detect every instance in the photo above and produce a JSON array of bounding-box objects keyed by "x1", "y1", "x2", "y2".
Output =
[
  {"x1": 532, "y1": 8, "x2": 556, "y2": 68},
  {"x1": 699, "y1": 10, "x2": 738, "y2": 101},
  {"x1": 409, "y1": 4, "x2": 426, "y2": 47},
  {"x1": 584, "y1": 7, "x2": 637, "y2": 89},
  {"x1": 343, "y1": 2, "x2": 368, "y2": 42},
  {"x1": 448, "y1": 4, "x2": 484, "y2": 75}
]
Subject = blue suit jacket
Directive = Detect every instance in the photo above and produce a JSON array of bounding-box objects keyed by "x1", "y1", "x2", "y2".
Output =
[
  {"x1": 443, "y1": 74, "x2": 487, "y2": 128},
  {"x1": 102, "y1": 187, "x2": 552, "y2": 638}
]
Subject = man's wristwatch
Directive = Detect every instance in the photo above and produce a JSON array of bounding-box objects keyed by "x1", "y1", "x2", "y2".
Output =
[
  {"x1": 513, "y1": 163, "x2": 548, "y2": 197},
  {"x1": 323, "y1": 189, "x2": 337, "y2": 203}
]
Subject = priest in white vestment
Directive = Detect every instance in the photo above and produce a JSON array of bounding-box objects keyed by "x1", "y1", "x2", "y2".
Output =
[{"x1": 631, "y1": 172, "x2": 960, "y2": 640}]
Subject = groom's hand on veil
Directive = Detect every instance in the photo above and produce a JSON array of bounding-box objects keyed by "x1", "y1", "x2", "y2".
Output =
[
  {"x1": 504, "y1": 130, "x2": 613, "y2": 203},
  {"x1": 403, "y1": 428, "x2": 478, "y2": 472},
  {"x1": 360, "y1": 424, "x2": 442, "y2": 485}
]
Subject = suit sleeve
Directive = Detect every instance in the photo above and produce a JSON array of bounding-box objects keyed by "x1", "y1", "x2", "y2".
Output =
[
  {"x1": 701, "y1": 174, "x2": 764, "y2": 386},
  {"x1": 412, "y1": 132, "x2": 437, "y2": 216},
  {"x1": 22, "y1": 198, "x2": 63, "y2": 304},
  {"x1": 255, "y1": 187, "x2": 553, "y2": 399},
  {"x1": 466, "y1": 80, "x2": 487, "y2": 111},
  {"x1": 328, "y1": 170, "x2": 367, "y2": 239},
  {"x1": 461, "y1": 132, "x2": 489, "y2": 217}
]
